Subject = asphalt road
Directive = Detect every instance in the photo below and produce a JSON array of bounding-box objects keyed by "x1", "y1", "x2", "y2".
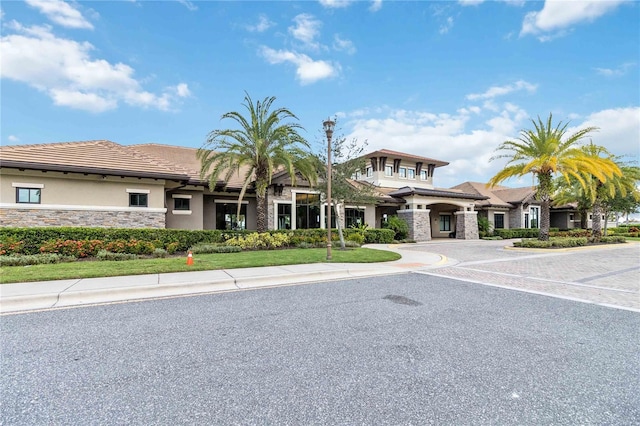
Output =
[{"x1": 2, "y1": 274, "x2": 639, "y2": 425}]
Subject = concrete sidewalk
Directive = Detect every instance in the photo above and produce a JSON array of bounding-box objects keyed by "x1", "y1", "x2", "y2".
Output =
[{"x1": 0, "y1": 245, "x2": 446, "y2": 314}]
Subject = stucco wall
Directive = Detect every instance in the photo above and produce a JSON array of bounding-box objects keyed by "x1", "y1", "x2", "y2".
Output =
[
  {"x1": 165, "y1": 191, "x2": 204, "y2": 230},
  {"x1": 1, "y1": 169, "x2": 167, "y2": 228}
]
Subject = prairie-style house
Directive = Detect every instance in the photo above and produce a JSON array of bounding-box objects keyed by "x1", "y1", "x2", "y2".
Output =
[{"x1": 0, "y1": 140, "x2": 591, "y2": 240}]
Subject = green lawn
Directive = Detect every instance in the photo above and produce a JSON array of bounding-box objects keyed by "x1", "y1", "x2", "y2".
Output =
[{"x1": 0, "y1": 248, "x2": 400, "y2": 284}]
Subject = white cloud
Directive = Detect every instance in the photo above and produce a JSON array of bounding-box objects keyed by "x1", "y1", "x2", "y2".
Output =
[
  {"x1": 289, "y1": 14, "x2": 323, "y2": 50},
  {"x1": 1, "y1": 23, "x2": 190, "y2": 112},
  {"x1": 342, "y1": 103, "x2": 532, "y2": 187},
  {"x1": 7, "y1": 135, "x2": 20, "y2": 143},
  {"x1": 176, "y1": 0, "x2": 197, "y2": 11},
  {"x1": 246, "y1": 14, "x2": 274, "y2": 33},
  {"x1": 567, "y1": 107, "x2": 640, "y2": 161},
  {"x1": 466, "y1": 80, "x2": 537, "y2": 101},
  {"x1": 458, "y1": 0, "x2": 485, "y2": 5},
  {"x1": 260, "y1": 46, "x2": 339, "y2": 85},
  {"x1": 521, "y1": 0, "x2": 627, "y2": 40},
  {"x1": 595, "y1": 62, "x2": 636, "y2": 77},
  {"x1": 25, "y1": 0, "x2": 93, "y2": 29},
  {"x1": 439, "y1": 17, "x2": 454, "y2": 34},
  {"x1": 319, "y1": 0, "x2": 352, "y2": 8},
  {"x1": 369, "y1": 0, "x2": 382, "y2": 12},
  {"x1": 333, "y1": 35, "x2": 356, "y2": 54}
]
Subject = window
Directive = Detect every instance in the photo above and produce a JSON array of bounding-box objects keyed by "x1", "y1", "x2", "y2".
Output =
[
  {"x1": 296, "y1": 193, "x2": 320, "y2": 229},
  {"x1": 530, "y1": 207, "x2": 539, "y2": 228},
  {"x1": 277, "y1": 204, "x2": 292, "y2": 230},
  {"x1": 420, "y1": 170, "x2": 427, "y2": 180},
  {"x1": 407, "y1": 168, "x2": 415, "y2": 180},
  {"x1": 366, "y1": 167, "x2": 373, "y2": 178},
  {"x1": 399, "y1": 167, "x2": 407, "y2": 178},
  {"x1": 324, "y1": 205, "x2": 337, "y2": 228},
  {"x1": 524, "y1": 213, "x2": 529, "y2": 229},
  {"x1": 216, "y1": 203, "x2": 246, "y2": 230},
  {"x1": 494, "y1": 213, "x2": 504, "y2": 229},
  {"x1": 174, "y1": 198, "x2": 190, "y2": 210},
  {"x1": 129, "y1": 193, "x2": 148, "y2": 207},
  {"x1": 439, "y1": 215, "x2": 451, "y2": 231},
  {"x1": 384, "y1": 165, "x2": 393, "y2": 176},
  {"x1": 16, "y1": 188, "x2": 41, "y2": 204},
  {"x1": 353, "y1": 170, "x2": 362, "y2": 180},
  {"x1": 345, "y1": 208, "x2": 365, "y2": 228}
]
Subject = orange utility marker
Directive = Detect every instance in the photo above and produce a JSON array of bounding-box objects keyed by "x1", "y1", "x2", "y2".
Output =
[{"x1": 186, "y1": 250, "x2": 194, "y2": 266}]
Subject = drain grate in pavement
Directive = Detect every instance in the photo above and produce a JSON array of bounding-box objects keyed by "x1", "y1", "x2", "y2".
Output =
[{"x1": 383, "y1": 294, "x2": 423, "y2": 306}]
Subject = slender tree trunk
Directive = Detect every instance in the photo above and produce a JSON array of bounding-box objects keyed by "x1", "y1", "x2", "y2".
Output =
[
  {"x1": 538, "y1": 172, "x2": 552, "y2": 241},
  {"x1": 603, "y1": 207, "x2": 610, "y2": 236},
  {"x1": 592, "y1": 199, "x2": 603, "y2": 241},
  {"x1": 334, "y1": 203, "x2": 346, "y2": 250}
]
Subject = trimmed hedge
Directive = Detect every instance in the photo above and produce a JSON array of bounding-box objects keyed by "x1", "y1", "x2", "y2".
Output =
[
  {"x1": 0, "y1": 253, "x2": 76, "y2": 267},
  {"x1": 0, "y1": 227, "x2": 395, "y2": 256}
]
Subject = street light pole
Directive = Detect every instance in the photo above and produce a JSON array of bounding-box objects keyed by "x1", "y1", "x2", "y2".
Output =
[{"x1": 323, "y1": 118, "x2": 335, "y2": 261}]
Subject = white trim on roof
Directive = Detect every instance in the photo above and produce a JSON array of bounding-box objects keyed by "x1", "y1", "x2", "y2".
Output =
[
  {"x1": 172, "y1": 194, "x2": 192, "y2": 199},
  {"x1": 126, "y1": 188, "x2": 151, "y2": 194}
]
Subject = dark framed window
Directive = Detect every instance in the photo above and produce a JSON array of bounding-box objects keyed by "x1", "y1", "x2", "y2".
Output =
[
  {"x1": 345, "y1": 208, "x2": 365, "y2": 228},
  {"x1": 439, "y1": 215, "x2": 451, "y2": 232},
  {"x1": 277, "y1": 204, "x2": 291, "y2": 230},
  {"x1": 174, "y1": 198, "x2": 190, "y2": 210},
  {"x1": 296, "y1": 193, "x2": 320, "y2": 229},
  {"x1": 16, "y1": 187, "x2": 41, "y2": 204},
  {"x1": 399, "y1": 167, "x2": 407, "y2": 178},
  {"x1": 384, "y1": 165, "x2": 393, "y2": 176},
  {"x1": 494, "y1": 213, "x2": 504, "y2": 229},
  {"x1": 129, "y1": 193, "x2": 148, "y2": 207},
  {"x1": 216, "y1": 203, "x2": 246, "y2": 230},
  {"x1": 324, "y1": 205, "x2": 337, "y2": 229},
  {"x1": 407, "y1": 169, "x2": 415, "y2": 179},
  {"x1": 420, "y1": 170, "x2": 427, "y2": 180}
]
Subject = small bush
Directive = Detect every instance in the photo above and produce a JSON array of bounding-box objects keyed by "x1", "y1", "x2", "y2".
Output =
[
  {"x1": 0, "y1": 253, "x2": 75, "y2": 267},
  {"x1": 190, "y1": 244, "x2": 241, "y2": 254},
  {"x1": 225, "y1": 232, "x2": 290, "y2": 250},
  {"x1": 364, "y1": 229, "x2": 395, "y2": 244},
  {"x1": 382, "y1": 215, "x2": 409, "y2": 240},
  {"x1": 96, "y1": 250, "x2": 138, "y2": 261},
  {"x1": 482, "y1": 236, "x2": 503, "y2": 240},
  {"x1": 295, "y1": 242, "x2": 318, "y2": 249},
  {"x1": 594, "y1": 236, "x2": 626, "y2": 244},
  {"x1": 165, "y1": 242, "x2": 179, "y2": 254},
  {"x1": 152, "y1": 248, "x2": 168, "y2": 258},
  {"x1": 513, "y1": 239, "x2": 553, "y2": 248},
  {"x1": 343, "y1": 240, "x2": 361, "y2": 248},
  {"x1": 0, "y1": 237, "x2": 25, "y2": 256}
]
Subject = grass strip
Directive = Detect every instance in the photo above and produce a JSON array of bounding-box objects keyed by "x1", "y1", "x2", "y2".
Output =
[{"x1": 0, "y1": 248, "x2": 400, "y2": 284}]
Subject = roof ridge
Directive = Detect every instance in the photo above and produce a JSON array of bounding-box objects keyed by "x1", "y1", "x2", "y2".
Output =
[{"x1": 1, "y1": 140, "x2": 113, "y2": 151}]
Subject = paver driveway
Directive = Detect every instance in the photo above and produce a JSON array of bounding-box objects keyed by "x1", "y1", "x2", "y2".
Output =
[{"x1": 401, "y1": 240, "x2": 640, "y2": 311}]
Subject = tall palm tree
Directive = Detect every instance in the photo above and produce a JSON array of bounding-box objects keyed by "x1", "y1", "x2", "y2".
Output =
[
  {"x1": 198, "y1": 93, "x2": 317, "y2": 232},
  {"x1": 489, "y1": 113, "x2": 619, "y2": 241}
]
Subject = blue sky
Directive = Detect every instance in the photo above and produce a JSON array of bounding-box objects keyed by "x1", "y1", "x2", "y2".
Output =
[{"x1": 2, "y1": 0, "x2": 639, "y2": 189}]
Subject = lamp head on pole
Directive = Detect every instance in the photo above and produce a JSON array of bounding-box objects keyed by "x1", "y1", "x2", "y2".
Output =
[{"x1": 323, "y1": 118, "x2": 335, "y2": 139}]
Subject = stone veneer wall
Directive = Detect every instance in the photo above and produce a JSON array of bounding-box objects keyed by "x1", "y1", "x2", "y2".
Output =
[
  {"x1": 0, "y1": 208, "x2": 165, "y2": 228},
  {"x1": 397, "y1": 209, "x2": 431, "y2": 241},
  {"x1": 455, "y1": 211, "x2": 479, "y2": 240},
  {"x1": 509, "y1": 205, "x2": 524, "y2": 229}
]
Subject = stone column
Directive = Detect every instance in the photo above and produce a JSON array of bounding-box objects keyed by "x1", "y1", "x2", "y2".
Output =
[
  {"x1": 397, "y1": 209, "x2": 432, "y2": 241},
  {"x1": 455, "y1": 210, "x2": 479, "y2": 240}
]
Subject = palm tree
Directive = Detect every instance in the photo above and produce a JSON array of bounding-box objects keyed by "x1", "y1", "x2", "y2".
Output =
[
  {"x1": 198, "y1": 93, "x2": 317, "y2": 232},
  {"x1": 489, "y1": 113, "x2": 619, "y2": 241}
]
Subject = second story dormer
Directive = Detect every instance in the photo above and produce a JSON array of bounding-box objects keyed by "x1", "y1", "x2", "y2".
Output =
[{"x1": 355, "y1": 149, "x2": 449, "y2": 189}]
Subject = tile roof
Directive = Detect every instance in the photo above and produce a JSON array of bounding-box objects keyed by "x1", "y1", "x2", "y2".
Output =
[
  {"x1": 389, "y1": 186, "x2": 489, "y2": 200},
  {"x1": 0, "y1": 140, "x2": 189, "y2": 181},
  {"x1": 129, "y1": 143, "x2": 253, "y2": 189},
  {"x1": 451, "y1": 181, "x2": 537, "y2": 207}
]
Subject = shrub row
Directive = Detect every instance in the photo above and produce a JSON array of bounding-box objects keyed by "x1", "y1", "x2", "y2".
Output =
[
  {"x1": 514, "y1": 237, "x2": 588, "y2": 248},
  {"x1": 0, "y1": 227, "x2": 395, "y2": 256},
  {"x1": 189, "y1": 244, "x2": 242, "y2": 254},
  {"x1": 0, "y1": 253, "x2": 76, "y2": 267},
  {"x1": 493, "y1": 228, "x2": 542, "y2": 239}
]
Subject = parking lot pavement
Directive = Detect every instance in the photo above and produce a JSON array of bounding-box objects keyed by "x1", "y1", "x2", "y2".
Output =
[{"x1": 400, "y1": 240, "x2": 640, "y2": 311}]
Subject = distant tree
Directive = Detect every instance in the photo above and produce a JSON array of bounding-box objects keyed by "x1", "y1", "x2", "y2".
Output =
[
  {"x1": 489, "y1": 114, "x2": 620, "y2": 241},
  {"x1": 314, "y1": 123, "x2": 376, "y2": 249},
  {"x1": 198, "y1": 93, "x2": 317, "y2": 232}
]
